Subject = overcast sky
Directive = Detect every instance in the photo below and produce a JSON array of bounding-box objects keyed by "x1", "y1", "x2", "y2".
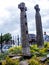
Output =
[{"x1": 0, "y1": 0, "x2": 49, "y2": 37}]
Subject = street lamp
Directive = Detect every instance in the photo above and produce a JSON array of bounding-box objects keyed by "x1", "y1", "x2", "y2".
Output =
[
  {"x1": 1, "y1": 33, "x2": 3, "y2": 53},
  {"x1": 17, "y1": 35, "x2": 19, "y2": 46}
]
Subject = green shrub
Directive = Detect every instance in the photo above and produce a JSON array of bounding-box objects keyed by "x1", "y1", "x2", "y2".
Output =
[
  {"x1": 30, "y1": 49, "x2": 35, "y2": 53},
  {"x1": 30, "y1": 44, "x2": 37, "y2": 49},
  {"x1": 38, "y1": 47, "x2": 48, "y2": 56},
  {"x1": 0, "y1": 52, "x2": 8, "y2": 60},
  {"x1": 30, "y1": 44, "x2": 39, "y2": 54},
  {"x1": 30, "y1": 45, "x2": 39, "y2": 51},
  {"x1": 28, "y1": 57, "x2": 41, "y2": 65},
  {"x1": 2, "y1": 56, "x2": 19, "y2": 65},
  {"x1": 44, "y1": 42, "x2": 49, "y2": 48},
  {"x1": 8, "y1": 46, "x2": 22, "y2": 54}
]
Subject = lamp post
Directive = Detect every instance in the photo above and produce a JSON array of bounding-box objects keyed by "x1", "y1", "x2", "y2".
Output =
[
  {"x1": 17, "y1": 35, "x2": 19, "y2": 46},
  {"x1": 1, "y1": 33, "x2": 3, "y2": 53}
]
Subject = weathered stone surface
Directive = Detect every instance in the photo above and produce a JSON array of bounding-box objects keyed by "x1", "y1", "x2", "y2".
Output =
[
  {"x1": 19, "y1": 61, "x2": 28, "y2": 65},
  {"x1": 47, "y1": 54, "x2": 49, "y2": 59},
  {"x1": 40, "y1": 57, "x2": 47, "y2": 62},
  {"x1": 18, "y1": 2, "x2": 30, "y2": 56},
  {"x1": 12, "y1": 56, "x2": 21, "y2": 60},
  {"x1": 34, "y1": 4, "x2": 44, "y2": 47}
]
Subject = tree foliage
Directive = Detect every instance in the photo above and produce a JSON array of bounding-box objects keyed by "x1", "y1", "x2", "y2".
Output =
[
  {"x1": 0, "y1": 33, "x2": 12, "y2": 44},
  {"x1": 3, "y1": 33, "x2": 12, "y2": 42}
]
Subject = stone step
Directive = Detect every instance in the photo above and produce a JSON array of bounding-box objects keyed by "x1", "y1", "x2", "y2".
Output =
[{"x1": 19, "y1": 61, "x2": 28, "y2": 65}]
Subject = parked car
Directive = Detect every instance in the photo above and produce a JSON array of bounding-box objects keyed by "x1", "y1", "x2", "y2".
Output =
[{"x1": 2, "y1": 45, "x2": 12, "y2": 52}]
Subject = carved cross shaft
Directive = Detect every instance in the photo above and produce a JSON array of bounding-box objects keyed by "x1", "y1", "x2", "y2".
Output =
[{"x1": 18, "y1": 2, "x2": 27, "y2": 11}]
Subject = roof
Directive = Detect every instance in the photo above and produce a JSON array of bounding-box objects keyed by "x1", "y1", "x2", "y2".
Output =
[
  {"x1": 29, "y1": 34, "x2": 36, "y2": 38},
  {"x1": 29, "y1": 34, "x2": 36, "y2": 41}
]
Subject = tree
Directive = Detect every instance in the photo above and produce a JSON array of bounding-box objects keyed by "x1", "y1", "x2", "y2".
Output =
[
  {"x1": 0, "y1": 33, "x2": 12, "y2": 52},
  {"x1": 3, "y1": 33, "x2": 12, "y2": 44}
]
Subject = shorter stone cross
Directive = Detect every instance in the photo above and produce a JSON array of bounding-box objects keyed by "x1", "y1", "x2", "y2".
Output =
[
  {"x1": 34, "y1": 4, "x2": 40, "y2": 12},
  {"x1": 34, "y1": 4, "x2": 44, "y2": 47}
]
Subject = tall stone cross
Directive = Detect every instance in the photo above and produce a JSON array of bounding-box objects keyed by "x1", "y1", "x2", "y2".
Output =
[
  {"x1": 18, "y1": 2, "x2": 30, "y2": 56},
  {"x1": 34, "y1": 5, "x2": 44, "y2": 48}
]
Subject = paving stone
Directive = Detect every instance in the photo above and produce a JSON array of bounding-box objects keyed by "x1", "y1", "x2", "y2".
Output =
[
  {"x1": 19, "y1": 61, "x2": 28, "y2": 65},
  {"x1": 47, "y1": 54, "x2": 49, "y2": 59},
  {"x1": 40, "y1": 57, "x2": 47, "y2": 62},
  {"x1": 12, "y1": 56, "x2": 21, "y2": 60}
]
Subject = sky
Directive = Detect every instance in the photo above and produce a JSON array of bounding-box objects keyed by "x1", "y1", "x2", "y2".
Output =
[{"x1": 0, "y1": 0, "x2": 49, "y2": 37}]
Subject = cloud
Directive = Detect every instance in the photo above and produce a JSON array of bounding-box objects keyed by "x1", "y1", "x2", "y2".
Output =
[
  {"x1": 0, "y1": 0, "x2": 49, "y2": 36},
  {"x1": 0, "y1": 6, "x2": 20, "y2": 35}
]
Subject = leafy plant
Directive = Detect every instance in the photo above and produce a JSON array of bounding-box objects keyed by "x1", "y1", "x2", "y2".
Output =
[
  {"x1": 28, "y1": 56, "x2": 41, "y2": 65},
  {"x1": 8, "y1": 46, "x2": 22, "y2": 54},
  {"x1": 2, "y1": 56, "x2": 19, "y2": 65}
]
